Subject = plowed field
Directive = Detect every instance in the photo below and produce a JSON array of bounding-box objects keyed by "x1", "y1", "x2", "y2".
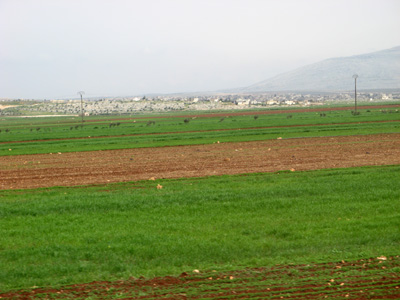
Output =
[
  {"x1": 1, "y1": 133, "x2": 400, "y2": 190},
  {"x1": 2, "y1": 131, "x2": 400, "y2": 299},
  {"x1": 1, "y1": 256, "x2": 399, "y2": 299}
]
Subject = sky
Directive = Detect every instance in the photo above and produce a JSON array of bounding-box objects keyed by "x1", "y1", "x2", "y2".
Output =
[{"x1": 1, "y1": 0, "x2": 399, "y2": 99}]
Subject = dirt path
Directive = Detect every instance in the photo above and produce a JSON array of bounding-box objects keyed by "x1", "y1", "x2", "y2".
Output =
[{"x1": 1, "y1": 133, "x2": 400, "y2": 190}]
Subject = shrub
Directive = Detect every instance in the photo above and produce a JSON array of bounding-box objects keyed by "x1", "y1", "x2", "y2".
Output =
[{"x1": 147, "y1": 121, "x2": 156, "y2": 126}]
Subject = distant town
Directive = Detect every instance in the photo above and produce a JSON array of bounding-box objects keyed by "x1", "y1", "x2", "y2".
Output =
[{"x1": 0, "y1": 91, "x2": 399, "y2": 116}]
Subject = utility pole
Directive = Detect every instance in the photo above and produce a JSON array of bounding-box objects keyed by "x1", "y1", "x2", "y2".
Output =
[
  {"x1": 352, "y1": 74, "x2": 358, "y2": 115},
  {"x1": 77, "y1": 91, "x2": 85, "y2": 123}
]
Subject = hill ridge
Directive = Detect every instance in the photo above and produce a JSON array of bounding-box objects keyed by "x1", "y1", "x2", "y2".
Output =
[{"x1": 240, "y1": 46, "x2": 400, "y2": 92}]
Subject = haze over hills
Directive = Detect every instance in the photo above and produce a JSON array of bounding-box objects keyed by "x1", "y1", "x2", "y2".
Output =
[{"x1": 239, "y1": 46, "x2": 400, "y2": 93}]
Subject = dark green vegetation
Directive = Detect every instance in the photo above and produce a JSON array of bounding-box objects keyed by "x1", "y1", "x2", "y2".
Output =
[
  {"x1": 1, "y1": 165, "x2": 400, "y2": 292},
  {"x1": 1, "y1": 105, "x2": 400, "y2": 156}
]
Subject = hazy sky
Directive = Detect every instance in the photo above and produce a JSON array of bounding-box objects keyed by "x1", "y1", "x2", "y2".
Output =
[{"x1": 1, "y1": 0, "x2": 399, "y2": 99}]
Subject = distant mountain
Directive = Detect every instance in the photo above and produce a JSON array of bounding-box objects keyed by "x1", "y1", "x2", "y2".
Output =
[{"x1": 240, "y1": 46, "x2": 400, "y2": 92}]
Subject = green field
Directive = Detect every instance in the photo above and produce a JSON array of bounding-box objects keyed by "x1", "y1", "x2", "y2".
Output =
[
  {"x1": 1, "y1": 105, "x2": 400, "y2": 156},
  {"x1": 1, "y1": 165, "x2": 400, "y2": 292},
  {"x1": 1, "y1": 103, "x2": 400, "y2": 297}
]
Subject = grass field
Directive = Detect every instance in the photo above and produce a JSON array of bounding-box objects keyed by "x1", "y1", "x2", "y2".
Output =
[
  {"x1": 1, "y1": 165, "x2": 400, "y2": 292},
  {"x1": 1, "y1": 105, "x2": 400, "y2": 156},
  {"x1": 1, "y1": 103, "x2": 400, "y2": 298}
]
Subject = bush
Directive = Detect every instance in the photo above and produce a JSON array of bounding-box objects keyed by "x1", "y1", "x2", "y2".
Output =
[{"x1": 147, "y1": 121, "x2": 156, "y2": 126}]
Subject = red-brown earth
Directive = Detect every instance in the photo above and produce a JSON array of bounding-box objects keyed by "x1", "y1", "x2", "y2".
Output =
[
  {"x1": 1, "y1": 133, "x2": 400, "y2": 190},
  {"x1": 2, "y1": 128, "x2": 400, "y2": 299},
  {"x1": 1, "y1": 256, "x2": 399, "y2": 299}
]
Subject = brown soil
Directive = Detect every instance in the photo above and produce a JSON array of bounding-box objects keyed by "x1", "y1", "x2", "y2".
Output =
[
  {"x1": 1, "y1": 133, "x2": 400, "y2": 190},
  {"x1": 2, "y1": 132, "x2": 400, "y2": 299},
  {"x1": 1, "y1": 256, "x2": 399, "y2": 299}
]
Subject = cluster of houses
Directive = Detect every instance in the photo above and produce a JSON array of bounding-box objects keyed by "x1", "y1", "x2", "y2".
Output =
[{"x1": 0, "y1": 92, "x2": 398, "y2": 116}]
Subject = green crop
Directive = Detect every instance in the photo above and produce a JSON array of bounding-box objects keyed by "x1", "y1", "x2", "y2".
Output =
[
  {"x1": 1, "y1": 165, "x2": 399, "y2": 291},
  {"x1": 1, "y1": 105, "x2": 400, "y2": 155}
]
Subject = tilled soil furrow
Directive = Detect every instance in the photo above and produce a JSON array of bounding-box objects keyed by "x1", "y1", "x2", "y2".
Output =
[
  {"x1": 1, "y1": 257, "x2": 399, "y2": 299},
  {"x1": 1, "y1": 133, "x2": 400, "y2": 190}
]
